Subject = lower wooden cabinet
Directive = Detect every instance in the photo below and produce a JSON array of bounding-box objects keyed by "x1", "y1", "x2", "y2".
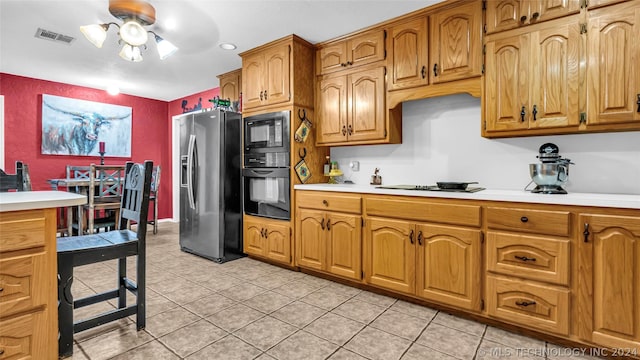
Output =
[
  {"x1": 578, "y1": 213, "x2": 640, "y2": 351},
  {"x1": 243, "y1": 215, "x2": 291, "y2": 265},
  {"x1": 364, "y1": 216, "x2": 482, "y2": 312},
  {"x1": 295, "y1": 191, "x2": 362, "y2": 280}
]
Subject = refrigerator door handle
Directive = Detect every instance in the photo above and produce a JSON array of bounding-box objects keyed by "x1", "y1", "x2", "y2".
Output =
[{"x1": 187, "y1": 134, "x2": 197, "y2": 209}]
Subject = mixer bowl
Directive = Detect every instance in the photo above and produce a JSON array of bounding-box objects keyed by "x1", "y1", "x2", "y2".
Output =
[{"x1": 529, "y1": 163, "x2": 568, "y2": 186}]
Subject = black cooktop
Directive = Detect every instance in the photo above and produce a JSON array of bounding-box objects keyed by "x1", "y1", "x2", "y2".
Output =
[{"x1": 376, "y1": 185, "x2": 485, "y2": 193}]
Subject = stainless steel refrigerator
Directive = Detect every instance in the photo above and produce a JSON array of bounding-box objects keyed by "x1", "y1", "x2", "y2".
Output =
[{"x1": 179, "y1": 109, "x2": 244, "y2": 263}]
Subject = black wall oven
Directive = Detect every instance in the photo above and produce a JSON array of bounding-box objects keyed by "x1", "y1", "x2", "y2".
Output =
[{"x1": 242, "y1": 111, "x2": 291, "y2": 220}]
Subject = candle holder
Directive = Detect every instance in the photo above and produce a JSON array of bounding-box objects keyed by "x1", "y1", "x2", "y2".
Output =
[{"x1": 99, "y1": 151, "x2": 105, "y2": 165}]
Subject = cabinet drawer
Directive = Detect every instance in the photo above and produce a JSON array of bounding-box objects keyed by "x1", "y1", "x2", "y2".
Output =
[
  {"x1": 0, "y1": 312, "x2": 36, "y2": 359},
  {"x1": 0, "y1": 210, "x2": 46, "y2": 252},
  {"x1": 487, "y1": 275, "x2": 569, "y2": 335},
  {"x1": 0, "y1": 253, "x2": 46, "y2": 317},
  {"x1": 487, "y1": 232, "x2": 570, "y2": 286},
  {"x1": 487, "y1": 207, "x2": 571, "y2": 236},
  {"x1": 366, "y1": 197, "x2": 481, "y2": 227},
  {"x1": 297, "y1": 191, "x2": 362, "y2": 214}
]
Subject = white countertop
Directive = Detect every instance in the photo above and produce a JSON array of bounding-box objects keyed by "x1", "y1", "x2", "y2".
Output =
[
  {"x1": 0, "y1": 191, "x2": 87, "y2": 212},
  {"x1": 294, "y1": 184, "x2": 640, "y2": 209}
]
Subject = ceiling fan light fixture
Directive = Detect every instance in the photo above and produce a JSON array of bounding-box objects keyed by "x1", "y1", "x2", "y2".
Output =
[
  {"x1": 80, "y1": 23, "x2": 109, "y2": 48},
  {"x1": 119, "y1": 44, "x2": 143, "y2": 62},
  {"x1": 154, "y1": 34, "x2": 178, "y2": 60},
  {"x1": 119, "y1": 19, "x2": 148, "y2": 46}
]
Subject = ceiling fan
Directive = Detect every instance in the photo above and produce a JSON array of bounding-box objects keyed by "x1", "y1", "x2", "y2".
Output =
[{"x1": 80, "y1": 0, "x2": 178, "y2": 62}]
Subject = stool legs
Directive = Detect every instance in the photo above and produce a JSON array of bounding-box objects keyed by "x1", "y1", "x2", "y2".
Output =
[{"x1": 58, "y1": 255, "x2": 74, "y2": 358}]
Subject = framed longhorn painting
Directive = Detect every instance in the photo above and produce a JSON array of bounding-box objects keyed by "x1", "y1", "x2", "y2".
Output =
[{"x1": 41, "y1": 94, "x2": 132, "y2": 157}]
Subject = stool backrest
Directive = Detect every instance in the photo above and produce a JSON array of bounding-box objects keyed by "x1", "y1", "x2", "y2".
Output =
[
  {"x1": 0, "y1": 161, "x2": 26, "y2": 192},
  {"x1": 119, "y1": 161, "x2": 153, "y2": 233}
]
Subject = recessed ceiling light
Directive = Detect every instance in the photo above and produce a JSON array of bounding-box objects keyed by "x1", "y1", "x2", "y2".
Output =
[
  {"x1": 219, "y1": 42, "x2": 237, "y2": 50},
  {"x1": 106, "y1": 86, "x2": 120, "y2": 95}
]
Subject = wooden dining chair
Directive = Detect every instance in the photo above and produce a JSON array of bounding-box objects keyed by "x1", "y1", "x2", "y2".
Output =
[
  {"x1": 80, "y1": 164, "x2": 126, "y2": 234},
  {"x1": 0, "y1": 161, "x2": 27, "y2": 192},
  {"x1": 57, "y1": 161, "x2": 153, "y2": 358},
  {"x1": 148, "y1": 165, "x2": 161, "y2": 234}
]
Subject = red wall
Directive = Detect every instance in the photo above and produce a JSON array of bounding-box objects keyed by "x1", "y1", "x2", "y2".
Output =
[{"x1": 0, "y1": 73, "x2": 172, "y2": 220}]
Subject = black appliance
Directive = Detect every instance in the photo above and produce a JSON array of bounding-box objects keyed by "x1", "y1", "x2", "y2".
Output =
[{"x1": 242, "y1": 111, "x2": 291, "y2": 220}]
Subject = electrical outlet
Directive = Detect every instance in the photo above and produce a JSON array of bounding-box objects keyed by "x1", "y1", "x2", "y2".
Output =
[{"x1": 349, "y1": 161, "x2": 360, "y2": 172}]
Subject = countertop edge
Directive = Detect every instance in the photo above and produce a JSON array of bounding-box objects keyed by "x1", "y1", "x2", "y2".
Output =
[
  {"x1": 0, "y1": 191, "x2": 87, "y2": 212},
  {"x1": 293, "y1": 184, "x2": 640, "y2": 210}
]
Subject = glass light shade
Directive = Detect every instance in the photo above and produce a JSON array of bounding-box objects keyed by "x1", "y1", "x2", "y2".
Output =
[
  {"x1": 80, "y1": 24, "x2": 108, "y2": 48},
  {"x1": 119, "y1": 20, "x2": 148, "y2": 46},
  {"x1": 154, "y1": 35, "x2": 178, "y2": 60},
  {"x1": 119, "y1": 44, "x2": 143, "y2": 62}
]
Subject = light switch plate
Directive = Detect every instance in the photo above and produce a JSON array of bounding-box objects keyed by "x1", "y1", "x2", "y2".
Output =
[{"x1": 349, "y1": 161, "x2": 360, "y2": 172}]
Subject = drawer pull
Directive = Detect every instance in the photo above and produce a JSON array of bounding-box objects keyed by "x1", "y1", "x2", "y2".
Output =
[
  {"x1": 516, "y1": 300, "x2": 536, "y2": 307},
  {"x1": 327, "y1": 219, "x2": 331, "y2": 231},
  {"x1": 583, "y1": 223, "x2": 590, "y2": 243},
  {"x1": 322, "y1": 200, "x2": 329, "y2": 206},
  {"x1": 514, "y1": 255, "x2": 536, "y2": 262},
  {"x1": 0, "y1": 349, "x2": 4, "y2": 355},
  {"x1": 417, "y1": 230, "x2": 423, "y2": 246},
  {"x1": 409, "y1": 229, "x2": 414, "y2": 244},
  {"x1": 0, "y1": 287, "x2": 3, "y2": 292},
  {"x1": 520, "y1": 216, "x2": 528, "y2": 223},
  {"x1": 321, "y1": 218, "x2": 325, "y2": 230}
]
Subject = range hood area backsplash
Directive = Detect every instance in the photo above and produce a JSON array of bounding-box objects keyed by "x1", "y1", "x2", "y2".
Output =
[{"x1": 330, "y1": 94, "x2": 640, "y2": 195}]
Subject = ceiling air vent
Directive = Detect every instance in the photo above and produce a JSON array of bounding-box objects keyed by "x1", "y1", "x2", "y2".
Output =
[{"x1": 34, "y1": 28, "x2": 75, "y2": 45}]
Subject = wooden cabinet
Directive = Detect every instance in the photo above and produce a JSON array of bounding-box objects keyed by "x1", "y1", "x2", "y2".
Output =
[
  {"x1": 242, "y1": 44, "x2": 290, "y2": 110},
  {"x1": 217, "y1": 68, "x2": 242, "y2": 104},
  {"x1": 578, "y1": 213, "x2": 640, "y2": 351},
  {"x1": 486, "y1": 204, "x2": 573, "y2": 335},
  {"x1": 586, "y1": 1, "x2": 640, "y2": 129},
  {"x1": 429, "y1": 1, "x2": 482, "y2": 84},
  {"x1": 387, "y1": 16, "x2": 429, "y2": 90},
  {"x1": 0, "y1": 209, "x2": 57, "y2": 359},
  {"x1": 316, "y1": 30, "x2": 385, "y2": 75},
  {"x1": 364, "y1": 196, "x2": 482, "y2": 312},
  {"x1": 317, "y1": 66, "x2": 391, "y2": 145},
  {"x1": 485, "y1": 0, "x2": 580, "y2": 35},
  {"x1": 484, "y1": 15, "x2": 581, "y2": 135},
  {"x1": 296, "y1": 191, "x2": 362, "y2": 280},
  {"x1": 243, "y1": 215, "x2": 291, "y2": 265}
]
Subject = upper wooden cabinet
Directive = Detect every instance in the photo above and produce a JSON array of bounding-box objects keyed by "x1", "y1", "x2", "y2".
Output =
[
  {"x1": 316, "y1": 30, "x2": 386, "y2": 75},
  {"x1": 484, "y1": 15, "x2": 581, "y2": 135},
  {"x1": 240, "y1": 35, "x2": 314, "y2": 113},
  {"x1": 217, "y1": 68, "x2": 242, "y2": 104},
  {"x1": 429, "y1": 1, "x2": 482, "y2": 83},
  {"x1": 317, "y1": 66, "x2": 395, "y2": 146},
  {"x1": 578, "y1": 213, "x2": 640, "y2": 351},
  {"x1": 586, "y1": 1, "x2": 640, "y2": 129},
  {"x1": 387, "y1": 16, "x2": 429, "y2": 91},
  {"x1": 485, "y1": 0, "x2": 580, "y2": 34}
]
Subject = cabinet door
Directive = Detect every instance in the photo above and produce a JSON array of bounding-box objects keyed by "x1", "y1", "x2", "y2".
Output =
[
  {"x1": 317, "y1": 75, "x2": 348, "y2": 144},
  {"x1": 387, "y1": 17, "x2": 428, "y2": 90},
  {"x1": 243, "y1": 218, "x2": 266, "y2": 256},
  {"x1": 296, "y1": 209, "x2": 325, "y2": 271},
  {"x1": 485, "y1": 33, "x2": 530, "y2": 132},
  {"x1": 219, "y1": 70, "x2": 241, "y2": 103},
  {"x1": 430, "y1": 1, "x2": 482, "y2": 83},
  {"x1": 579, "y1": 214, "x2": 640, "y2": 350},
  {"x1": 348, "y1": 67, "x2": 386, "y2": 142},
  {"x1": 587, "y1": 2, "x2": 640, "y2": 126},
  {"x1": 265, "y1": 221, "x2": 291, "y2": 264},
  {"x1": 530, "y1": 0, "x2": 580, "y2": 24},
  {"x1": 486, "y1": 0, "x2": 527, "y2": 34},
  {"x1": 348, "y1": 30, "x2": 386, "y2": 68},
  {"x1": 529, "y1": 18, "x2": 580, "y2": 129},
  {"x1": 242, "y1": 53, "x2": 265, "y2": 111},
  {"x1": 264, "y1": 44, "x2": 291, "y2": 106},
  {"x1": 317, "y1": 42, "x2": 348, "y2": 75},
  {"x1": 365, "y1": 218, "x2": 415, "y2": 294},
  {"x1": 416, "y1": 224, "x2": 482, "y2": 311},
  {"x1": 327, "y1": 213, "x2": 362, "y2": 280}
]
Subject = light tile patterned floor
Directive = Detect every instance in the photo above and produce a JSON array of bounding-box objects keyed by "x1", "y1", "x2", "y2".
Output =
[{"x1": 67, "y1": 222, "x2": 602, "y2": 360}]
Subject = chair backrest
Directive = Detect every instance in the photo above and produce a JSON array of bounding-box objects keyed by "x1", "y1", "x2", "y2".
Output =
[
  {"x1": 66, "y1": 165, "x2": 91, "y2": 180},
  {"x1": 88, "y1": 164, "x2": 125, "y2": 203},
  {"x1": 119, "y1": 161, "x2": 154, "y2": 236},
  {"x1": 151, "y1": 165, "x2": 161, "y2": 195},
  {"x1": 0, "y1": 161, "x2": 26, "y2": 192}
]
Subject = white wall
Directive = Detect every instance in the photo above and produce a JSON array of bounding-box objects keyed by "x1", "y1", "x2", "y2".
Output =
[{"x1": 330, "y1": 94, "x2": 640, "y2": 195}]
